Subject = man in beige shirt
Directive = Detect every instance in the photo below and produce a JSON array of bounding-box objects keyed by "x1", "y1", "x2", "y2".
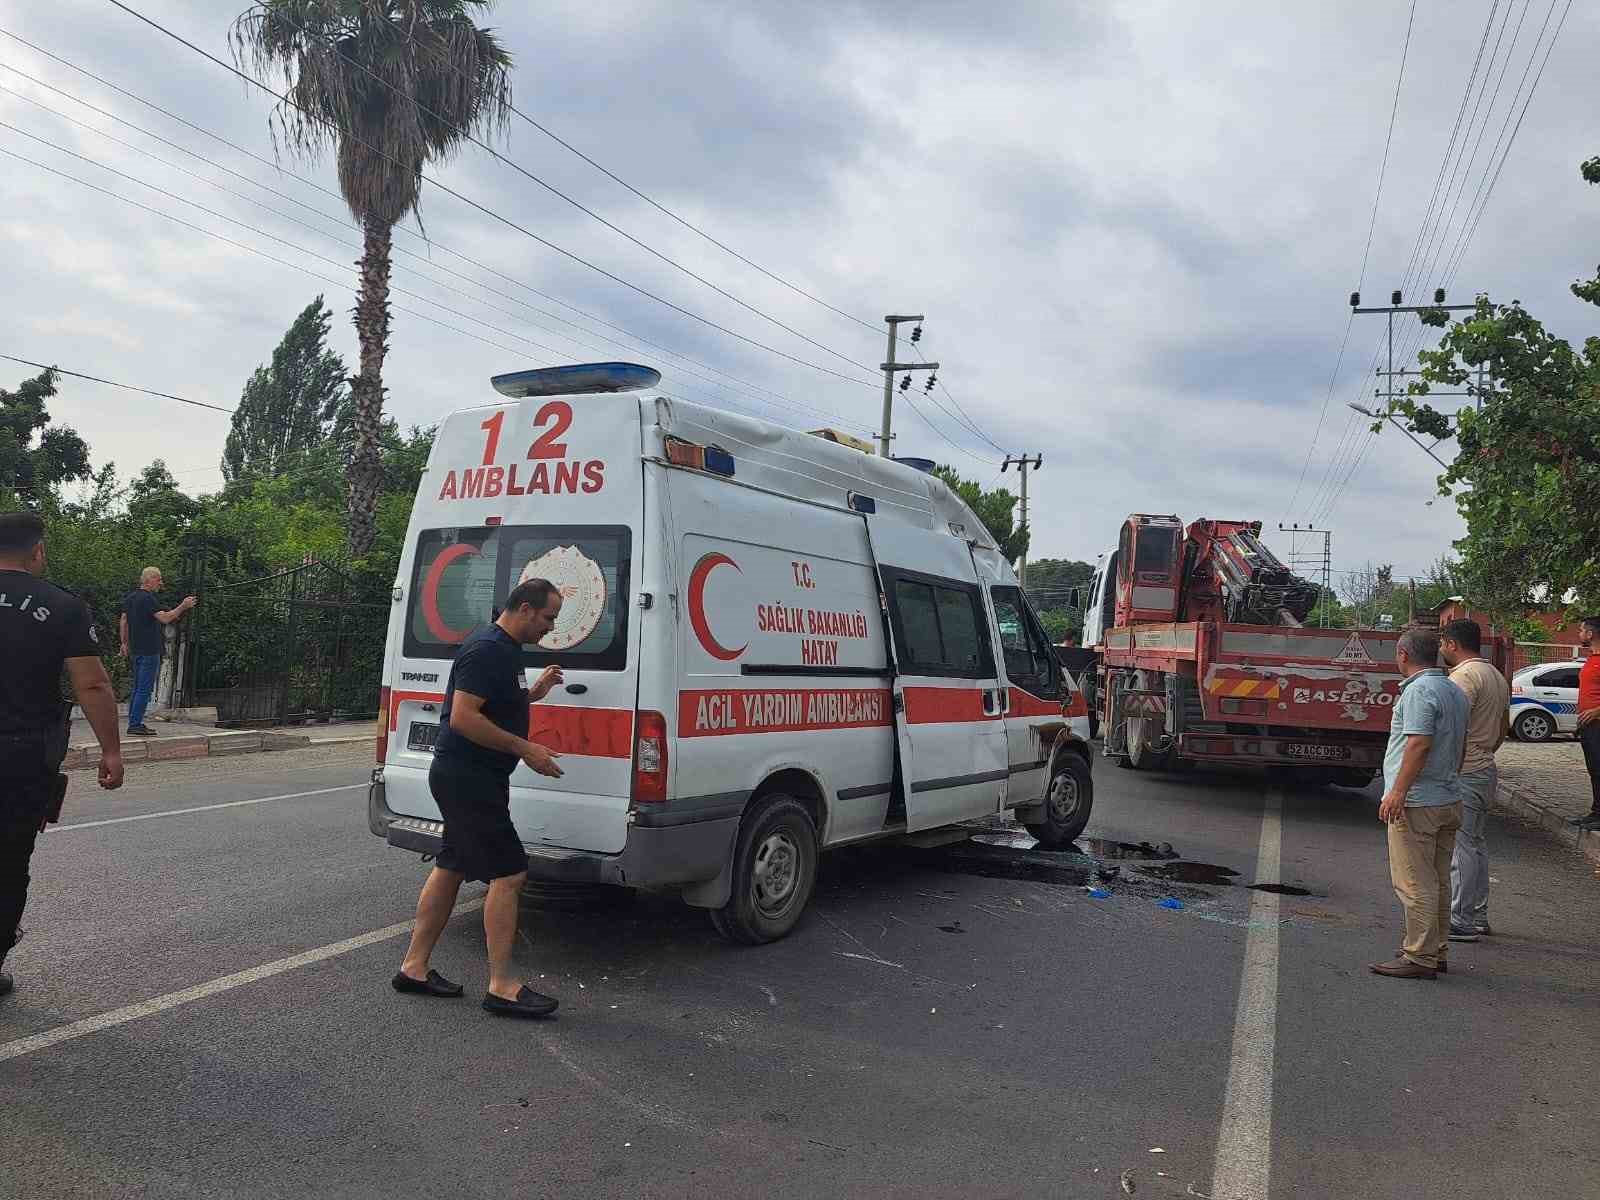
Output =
[{"x1": 1440, "y1": 618, "x2": 1509, "y2": 941}]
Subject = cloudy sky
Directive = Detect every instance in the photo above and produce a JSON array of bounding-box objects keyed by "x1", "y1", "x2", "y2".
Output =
[{"x1": 2, "y1": 0, "x2": 1595, "y2": 594}]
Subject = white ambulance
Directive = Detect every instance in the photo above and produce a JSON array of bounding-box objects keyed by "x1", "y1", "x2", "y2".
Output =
[{"x1": 369, "y1": 363, "x2": 1093, "y2": 943}]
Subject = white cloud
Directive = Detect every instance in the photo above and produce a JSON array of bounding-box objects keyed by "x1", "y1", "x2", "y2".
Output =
[{"x1": 0, "y1": 0, "x2": 1594, "y2": 587}]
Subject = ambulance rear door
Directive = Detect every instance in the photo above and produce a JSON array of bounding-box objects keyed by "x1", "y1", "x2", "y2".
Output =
[{"x1": 386, "y1": 380, "x2": 645, "y2": 854}]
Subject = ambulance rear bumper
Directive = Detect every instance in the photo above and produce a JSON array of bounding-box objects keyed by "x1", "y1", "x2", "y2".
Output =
[{"x1": 368, "y1": 771, "x2": 738, "y2": 888}]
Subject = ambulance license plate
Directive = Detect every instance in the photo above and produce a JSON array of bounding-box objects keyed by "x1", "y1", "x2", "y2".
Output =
[
  {"x1": 407, "y1": 721, "x2": 440, "y2": 752},
  {"x1": 1283, "y1": 742, "x2": 1348, "y2": 761}
]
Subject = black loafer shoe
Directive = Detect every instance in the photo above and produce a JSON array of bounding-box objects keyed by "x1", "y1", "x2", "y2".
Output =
[
  {"x1": 483, "y1": 985, "x2": 559, "y2": 1019},
  {"x1": 391, "y1": 969, "x2": 464, "y2": 998}
]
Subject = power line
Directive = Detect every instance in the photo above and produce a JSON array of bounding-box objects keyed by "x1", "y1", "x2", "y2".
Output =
[
  {"x1": 435, "y1": 76, "x2": 881, "y2": 336},
  {"x1": 905, "y1": 340, "x2": 1007, "y2": 456},
  {"x1": 0, "y1": 54, "x2": 857, "y2": 425},
  {"x1": 1314, "y1": 0, "x2": 1571, "y2": 523},
  {"x1": 101, "y1": 0, "x2": 882, "y2": 390},
  {"x1": 260, "y1": 4, "x2": 880, "y2": 378},
  {"x1": 0, "y1": 96, "x2": 870, "y2": 431},
  {"x1": 1288, "y1": 0, "x2": 1417, "y2": 516},
  {"x1": 6, "y1": 139, "x2": 875, "y2": 436},
  {"x1": 1440, "y1": 0, "x2": 1571, "y2": 287},
  {"x1": 0, "y1": 353, "x2": 237, "y2": 416},
  {"x1": 1306, "y1": 1, "x2": 1504, "y2": 522}
]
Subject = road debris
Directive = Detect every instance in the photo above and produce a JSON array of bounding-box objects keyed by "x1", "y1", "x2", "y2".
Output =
[
  {"x1": 1157, "y1": 897, "x2": 1184, "y2": 911},
  {"x1": 1086, "y1": 887, "x2": 1112, "y2": 899},
  {"x1": 1149, "y1": 1147, "x2": 1166, "y2": 1153},
  {"x1": 1120, "y1": 1167, "x2": 1137, "y2": 1194}
]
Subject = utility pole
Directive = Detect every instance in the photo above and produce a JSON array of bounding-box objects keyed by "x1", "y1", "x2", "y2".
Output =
[
  {"x1": 1350, "y1": 286, "x2": 1483, "y2": 417},
  {"x1": 878, "y1": 314, "x2": 938, "y2": 457},
  {"x1": 1278, "y1": 523, "x2": 1332, "y2": 626},
  {"x1": 1002, "y1": 453, "x2": 1043, "y2": 586}
]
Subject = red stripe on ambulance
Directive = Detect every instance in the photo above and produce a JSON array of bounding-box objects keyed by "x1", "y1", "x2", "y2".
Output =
[
  {"x1": 901, "y1": 686, "x2": 1001, "y2": 725},
  {"x1": 529, "y1": 705, "x2": 633, "y2": 759},
  {"x1": 678, "y1": 688, "x2": 892, "y2": 737}
]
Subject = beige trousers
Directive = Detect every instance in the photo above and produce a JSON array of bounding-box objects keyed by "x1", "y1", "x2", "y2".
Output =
[{"x1": 1386, "y1": 802, "x2": 1463, "y2": 968}]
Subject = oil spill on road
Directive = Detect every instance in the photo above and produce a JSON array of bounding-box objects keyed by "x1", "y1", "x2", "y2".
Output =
[
  {"x1": 1075, "y1": 837, "x2": 1179, "y2": 861},
  {"x1": 1133, "y1": 860, "x2": 1240, "y2": 887},
  {"x1": 1246, "y1": 883, "x2": 1313, "y2": 896},
  {"x1": 916, "y1": 842, "x2": 1218, "y2": 902}
]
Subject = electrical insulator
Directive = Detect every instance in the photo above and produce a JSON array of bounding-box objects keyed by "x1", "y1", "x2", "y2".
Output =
[
  {"x1": 924, "y1": 374, "x2": 936, "y2": 392},
  {"x1": 910, "y1": 324, "x2": 922, "y2": 343},
  {"x1": 899, "y1": 375, "x2": 911, "y2": 392}
]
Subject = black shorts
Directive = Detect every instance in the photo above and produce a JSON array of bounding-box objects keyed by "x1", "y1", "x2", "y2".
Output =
[{"x1": 429, "y1": 760, "x2": 528, "y2": 883}]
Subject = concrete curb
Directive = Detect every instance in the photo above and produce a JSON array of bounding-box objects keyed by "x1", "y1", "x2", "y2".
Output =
[
  {"x1": 1493, "y1": 777, "x2": 1600, "y2": 869},
  {"x1": 61, "y1": 731, "x2": 372, "y2": 772}
]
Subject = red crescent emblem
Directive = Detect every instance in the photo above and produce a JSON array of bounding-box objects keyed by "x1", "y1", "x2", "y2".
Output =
[
  {"x1": 688, "y1": 552, "x2": 746, "y2": 661},
  {"x1": 421, "y1": 542, "x2": 481, "y2": 643}
]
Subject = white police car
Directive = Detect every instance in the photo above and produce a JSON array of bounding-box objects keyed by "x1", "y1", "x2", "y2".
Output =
[{"x1": 1508, "y1": 660, "x2": 1584, "y2": 742}]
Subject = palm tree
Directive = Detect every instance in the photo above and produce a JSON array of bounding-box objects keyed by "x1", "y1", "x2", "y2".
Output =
[{"x1": 232, "y1": 0, "x2": 513, "y2": 556}]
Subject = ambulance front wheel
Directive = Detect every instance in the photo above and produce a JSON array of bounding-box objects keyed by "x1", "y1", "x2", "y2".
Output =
[
  {"x1": 1025, "y1": 754, "x2": 1094, "y2": 848},
  {"x1": 709, "y1": 795, "x2": 819, "y2": 945}
]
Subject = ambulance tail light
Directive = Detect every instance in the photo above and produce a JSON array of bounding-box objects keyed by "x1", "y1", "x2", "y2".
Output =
[
  {"x1": 375, "y1": 687, "x2": 391, "y2": 764},
  {"x1": 632, "y1": 710, "x2": 669, "y2": 804}
]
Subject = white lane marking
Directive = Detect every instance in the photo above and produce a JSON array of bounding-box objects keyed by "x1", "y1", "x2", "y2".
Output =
[
  {"x1": 540, "y1": 1037, "x2": 705, "y2": 1136},
  {"x1": 1209, "y1": 788, "x2": 1283, "y2": 1200},
  {"x1": 46, "y1": 784, "x2": 364, "y2": 832},
  {"x1": 0, "y1": 898, "x2": 485, "y2": 1065}
]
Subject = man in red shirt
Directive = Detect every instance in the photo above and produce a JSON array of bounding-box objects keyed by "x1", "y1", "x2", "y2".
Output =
[{"x1": 1577, "y1": 617, "x2": 1600, "y2": 831}]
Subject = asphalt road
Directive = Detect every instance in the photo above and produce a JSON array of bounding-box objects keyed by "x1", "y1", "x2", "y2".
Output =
[{"x1": 3, "y1": 745, "x2": 1596, "y2": 1199}]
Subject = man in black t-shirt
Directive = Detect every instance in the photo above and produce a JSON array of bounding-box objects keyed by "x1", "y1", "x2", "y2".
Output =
[
  {"x1": 0, "y1": 512, "x2": 124, "y2": 998},
  {"x1": 393, "y1": 577, "x2": 566, "y2": 1019},
  {"x1": 119, "y1": 567, "x2": 196, "y2": 736}
]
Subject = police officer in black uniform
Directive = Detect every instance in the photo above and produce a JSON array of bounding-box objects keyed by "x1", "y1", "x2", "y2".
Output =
[{"x1": 0, "y1": 512, "x2": 124, "y2": 998}]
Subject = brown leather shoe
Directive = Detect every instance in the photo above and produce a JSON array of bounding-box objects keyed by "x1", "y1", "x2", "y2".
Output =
[
  {"x1": 1370, "y1": 956, "x2": 1437, "y2": 979},
  {"x1": 1396, "y1": 950, "x2": 1447, "y2": 974}
]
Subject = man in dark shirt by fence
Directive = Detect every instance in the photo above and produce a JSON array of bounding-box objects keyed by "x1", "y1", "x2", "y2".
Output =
[
  {"x1": 393, "y1": 578, "x2": 567, "y2": 1019},
  {"x1": 119, "y1": 566, "x2": 195, "y2": 736},
  {"x1": 1, "y1": 512, "x2": 124, "y2": 998}
]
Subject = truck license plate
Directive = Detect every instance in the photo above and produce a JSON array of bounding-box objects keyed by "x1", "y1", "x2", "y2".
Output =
[
  {"x1": 407, "y1": 721, "x2": 440, "y2": 752},
  {"x1": 1283, "y1": 742, "x2": 1349, "y2": 762}
]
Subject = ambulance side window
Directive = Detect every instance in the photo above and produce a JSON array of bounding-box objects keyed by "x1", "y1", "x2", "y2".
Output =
[
  {"x1": 884, "y1": 570, "x2": 994, "y2": 679},
  {"x1": 991, "y1": 586, "x2": 1059, "y2": 696}
]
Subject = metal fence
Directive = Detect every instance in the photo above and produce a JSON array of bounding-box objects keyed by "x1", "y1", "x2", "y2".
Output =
[
  {"x1": 1508, "y1": 639, "x2": 1584, "y2": 676},
  {"x1": 179, "y1": 560, "x2": 388, "y2": 727}
]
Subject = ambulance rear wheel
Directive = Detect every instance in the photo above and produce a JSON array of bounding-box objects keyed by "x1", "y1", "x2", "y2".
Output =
[
  {"x1": 1024, "y1": 754, "x2": 1094, "y2": 848},
  {"x1": 710, "y1": 795, "x2": 818, "y2": 945}
]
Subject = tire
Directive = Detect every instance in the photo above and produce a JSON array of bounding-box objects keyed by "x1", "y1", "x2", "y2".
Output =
[
  {"x1": 1126, "y1": 718, "x2": 1171, "y2": 772},
  {"x1": 1024, "y1": 753, "x2": 1095, "y2": 848},
  {"x1": 1513, "y1": 708, "x2": 1554, "y2": 743},
  {"x1": 709, "y1": 794, "x2": 818, "y2": 945}
]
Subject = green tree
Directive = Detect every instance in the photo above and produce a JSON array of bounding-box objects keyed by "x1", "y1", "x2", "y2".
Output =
[
  {"x1": 1387, "y1": 154, "x2": 1600, "y2": 616},
  {"x1": 223, "y1": 296, "x2": 348, "y2": 481},
  {"x1": 934, "y1": 466, "x2": 1028, "y2": 563},
  {"x1": 232, "y1": 0, "x2": 514, "y2": 556},
  {"x1": 1024, "y1": 557, "x2": 1095, "y2": 641},
  {"x1": 0, "y1": 367, "x2": 91, "y2": 502},
  {"x1": 127, "y1": 460, "x2": 203, "y2": 542}
]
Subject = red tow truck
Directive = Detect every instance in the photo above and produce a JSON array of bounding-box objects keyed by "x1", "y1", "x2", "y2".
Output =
[{"x1": 1094, "y1": 515, "x2": 1481, "y2": 786}]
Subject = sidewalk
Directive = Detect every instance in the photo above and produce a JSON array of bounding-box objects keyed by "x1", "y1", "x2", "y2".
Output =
[
  {"x1": 1493, "y1": 739, "x2": 1600, "y2": 869},
  {"x1": 63, "y1": 706, "x2": 373, "y2": 772}
]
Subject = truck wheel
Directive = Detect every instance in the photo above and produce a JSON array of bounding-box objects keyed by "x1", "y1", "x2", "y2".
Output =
[
  {"x1": 709, "y1": 795, "x2": 818, "y2": 945},
  {"x1": 1512, "y1": 708, "x2": 1553, "y2": 743},
  {"x1": 1024, "y1": 754, "x2": 1094, "y2": 848},
  {"x1": 1126, "y1": 720, "x2": 1171, "y2": 772}
]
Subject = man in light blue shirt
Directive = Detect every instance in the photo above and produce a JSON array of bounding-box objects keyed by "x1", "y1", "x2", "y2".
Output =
[{"x1": 1371, "y1": 627, "x2": 1469, "y2": 980}]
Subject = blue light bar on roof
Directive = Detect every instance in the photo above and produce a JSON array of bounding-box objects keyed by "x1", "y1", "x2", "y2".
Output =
[{"x1": 490, "y1": 362, "x2": 660, "y2": 398}]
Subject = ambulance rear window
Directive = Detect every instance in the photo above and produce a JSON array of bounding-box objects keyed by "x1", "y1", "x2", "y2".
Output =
[{"x1": 405, "y1": 524, "x2": 631, "y2": 670}]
